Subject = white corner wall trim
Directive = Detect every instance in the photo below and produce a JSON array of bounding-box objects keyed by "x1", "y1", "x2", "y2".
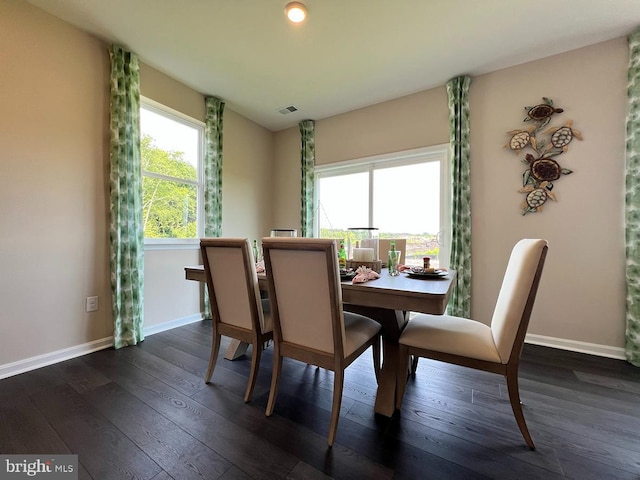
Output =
[
  {"x1": 0, "y1": 337, "x2": 114, "y2": 380},
  {"x1": 526, "y1": 333, "x2": 625, "y2": 360},
  {"x1": 0, "y1": 314, "x2": 205, "y2": 380}
]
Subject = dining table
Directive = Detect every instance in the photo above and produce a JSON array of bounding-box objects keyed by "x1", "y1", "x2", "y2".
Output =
[{"x1": 184, "y1": 265, "x2": 456, "y2": 417}]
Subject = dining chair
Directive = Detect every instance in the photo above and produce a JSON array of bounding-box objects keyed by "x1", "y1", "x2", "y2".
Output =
[
  {"x1": 396, "y1": 238, "x2": 548, "y2": 449},
  {"x1": 262, "y1": 237, "x2": 381, "y2": 447},
  {"x1": 200, "y1": 238, "x2": 273, "y2": 402},
  {"x1": 378, "y1": 238, "x2": 407, "y2": 265}
]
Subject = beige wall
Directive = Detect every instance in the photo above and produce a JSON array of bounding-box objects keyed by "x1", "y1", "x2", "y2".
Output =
[
  {"x1": 0, "y1": 0, "x2": 111, "y2": 364},
  {"x1": 273, "y1": 38, "x2": 628, "y2": 354},
  {"x1": 271, "y1": 87, "x2": 450, "y2": 231},
  {"x1": 0, "y1": 0, "x2": 628, "y2": 373},
  {"x1": 139, "y1": 66, "x2": 275, "y2": 329},
  {"x1": 0, "y1": 0, "x2": 274, "y2": 370},
  {"x1": 470, "y1": 38, "x2": 627, "y2": 350}
]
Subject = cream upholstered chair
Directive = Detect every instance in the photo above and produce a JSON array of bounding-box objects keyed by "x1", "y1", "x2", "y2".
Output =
[
  {"x1": 396, "y1": 239, "x2": 548, "y2": 449},
  {"x1": 262, "y1": 238, "x2": 381, "y2": 447},
  {"x1": 378, "y1": 238, "x2": 407, "y2": 265},
  {"x1": 200, "y1": 238, "x2": 273, "y2": 402}
]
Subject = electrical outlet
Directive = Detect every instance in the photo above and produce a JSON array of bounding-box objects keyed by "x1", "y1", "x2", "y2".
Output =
[{"x1": 86, "y1": 296, "x2": 98, "y2": 312}]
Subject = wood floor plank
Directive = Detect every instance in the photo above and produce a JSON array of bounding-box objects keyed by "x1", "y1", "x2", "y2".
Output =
[
  {"x1": 0, "y1": 394, "x2": 73, "y2": 454},
  {"x1": 2, "y1": 322, "x2": 640, "y2": 479},
  {"x1": 50, "y1": 356, "x2": 112, "y2": 394},
  {"x1": 191, "y1": 382, "x2": 394, "y2": 480},
  {"x1": 80, "y1": 349, "x2": 299, "y2": 480},
  {"x1": 84, "y1": 381, "x2": 233, "y2": 480},
  {"x1": 115, "y1": 343, "x2": 207, "y2": 397},
  {"x1": 30, "y1": 383, "x2": 162, "y2": 480},
  {"x1": 155, "y1": 330, "x2": 213, "y2": 359}
]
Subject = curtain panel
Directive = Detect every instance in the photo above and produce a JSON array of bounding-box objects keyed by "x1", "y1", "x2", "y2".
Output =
[
  {"x1": 202, "y1": 96, "x2": 225, "y2": 319},
  {"x1": 300, "y1": 120, "x2": 315, "y2": 237},
  {"x1": 625, "y1": 29, "x2": 640, "y2": 367},
  {"x1": 108, "y1": 45, "x2": 144, "y2": 349},
  {"x1": 446, "y1": 76, "x2": 472, "y2": 318}
]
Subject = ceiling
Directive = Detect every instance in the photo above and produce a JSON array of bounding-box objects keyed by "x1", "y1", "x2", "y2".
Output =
[{"x1": 27, "y1": 0, "x2": 640, "y2": 132}]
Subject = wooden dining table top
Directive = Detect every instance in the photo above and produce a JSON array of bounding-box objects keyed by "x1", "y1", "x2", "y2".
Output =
[
  {"x1": 184, "y1": 265, "x2": 455, "y2": 316},
  {"x1": 184, "y1": 264, "x2": 456, "y2": 417}
]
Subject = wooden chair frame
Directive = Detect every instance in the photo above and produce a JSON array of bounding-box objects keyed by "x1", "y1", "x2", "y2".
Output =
[
  {"x1": 397, "y1": 243, "x2": 548, "y2": 450},
  {"x1": 262, "y1": 238, "x2": 381, "y2": 447},
  {"x1": 200, "y1": 238, "x2": 273, "y2": 402}
]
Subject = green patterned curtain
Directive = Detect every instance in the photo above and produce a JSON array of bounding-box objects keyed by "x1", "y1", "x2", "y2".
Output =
[
  {"x1": 447, "y1": 76, "x2": 472, "y2": 318},
  {"x1": 109, "y1": 45, "x2": 144, "y2": 349},
  {"x1": 625, "y1": 29, "x2": 640, "y2": 367},
  {"x1": 202, "y1": 96, "x2": 225, "y2": 318},
  {"x1": 300, "y1": 119, "x2": 315, "y2": 237}
]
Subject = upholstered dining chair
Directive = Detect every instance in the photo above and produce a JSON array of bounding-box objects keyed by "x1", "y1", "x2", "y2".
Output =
[
  {"x1": 200, "y1": 238, "x2": 273, "y2": 402},
  {"x1": 262, "y1": 237, "x2": 381, "y2": 447},
  {"x1": 396, "y1": 239, "x2": 548, "y2": 449},
  {"x1": 378, "y1": 238, "x2": 407, "y2": 266}
]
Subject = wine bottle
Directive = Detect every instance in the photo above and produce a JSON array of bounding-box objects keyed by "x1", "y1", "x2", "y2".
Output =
[
  {"x1": 338, "y1": 241, "x2": 347, "y2": 270},
  {"x1": 252, "y1": 239, "x2": 260, "y2": 263},
  {"x1": 388, "y1": 240, "x2": 399, "y2": 276}
]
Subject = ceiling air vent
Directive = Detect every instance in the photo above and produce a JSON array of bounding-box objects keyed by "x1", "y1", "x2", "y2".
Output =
[{"x1": 277, "y1": 105, "x2": 298, "y2": 115}]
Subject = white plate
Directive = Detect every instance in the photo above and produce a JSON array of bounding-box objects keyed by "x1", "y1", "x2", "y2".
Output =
[{"x1": 405, "y1": 270, "x2": 448, "y2": 279}]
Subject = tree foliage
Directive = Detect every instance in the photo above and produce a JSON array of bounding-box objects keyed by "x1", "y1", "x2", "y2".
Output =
[{"x1": 141, "y1": 135, "x2": 197, "y2": 238}]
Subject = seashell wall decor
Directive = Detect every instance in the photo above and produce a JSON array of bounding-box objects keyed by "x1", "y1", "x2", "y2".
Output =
[{"x1": 504, "y1": 97, "x2": 583, "y2": 215}]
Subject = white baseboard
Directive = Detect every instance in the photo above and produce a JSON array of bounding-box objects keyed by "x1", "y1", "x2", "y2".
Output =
[
  {"x1": 0, "y1": 337, "x2": 114, "y2": 380},
  {"x1": 143, "y1": 313, "x2": 204, "y2": 336},
  {"x1": 0, "y1": 313, "x2": 206, "y2": 380},
  {"x1": 0, "y1": 320, "x2": 626, "y2": 380},
  {"x1": 525, "y1": 333, "x2": 626, "y2": 360}
]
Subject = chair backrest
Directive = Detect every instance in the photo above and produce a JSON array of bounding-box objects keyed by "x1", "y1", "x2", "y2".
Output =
[
  {"x1": 378, "y1": 238, "x2": 406, "y2": 265},
  {"x1": 262, "y1": 238, "x2": 345, "y2": 356},
  {"x1": 490, "y1": 239, "x2": 548, "y2": 363},
  {"x1": 200, "y1": 238, "x2": 266, "y2": 333}
]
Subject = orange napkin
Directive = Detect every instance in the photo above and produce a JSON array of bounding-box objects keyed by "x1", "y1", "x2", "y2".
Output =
[{"x1": 352, "y1": 266, "x2": 380, "y2": 283}]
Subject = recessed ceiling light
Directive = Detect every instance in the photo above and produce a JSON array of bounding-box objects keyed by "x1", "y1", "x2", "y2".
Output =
[{"x1": 284, "y1": 2, "x2": 307, "y2": 24}]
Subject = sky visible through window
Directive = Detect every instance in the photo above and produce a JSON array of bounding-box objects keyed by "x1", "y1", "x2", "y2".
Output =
[
  {"x1": 318, "y1": 162, "x2": 440, "y2": 236},
  {"x1": 140, "y1": 107, "x2": 198, "y2": 167}
]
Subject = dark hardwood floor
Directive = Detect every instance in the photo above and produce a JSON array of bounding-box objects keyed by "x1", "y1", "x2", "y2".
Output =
[{"x1": 1, "y1": 320, "x2": 639, "y2": 479}]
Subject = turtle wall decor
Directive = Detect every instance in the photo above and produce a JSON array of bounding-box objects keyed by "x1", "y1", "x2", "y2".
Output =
[{"x1": 504, "y1": 97, "x2": 583, "y2": 215}]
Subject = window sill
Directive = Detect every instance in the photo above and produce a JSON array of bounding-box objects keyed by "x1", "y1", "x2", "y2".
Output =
[{"x1": 144, "y1": 239, "x2": 200, "y2": 251}]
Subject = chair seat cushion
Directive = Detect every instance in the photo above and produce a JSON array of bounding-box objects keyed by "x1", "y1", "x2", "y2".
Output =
[
  {"x1": 343, "y1": 312, "x2": 381, "y2": 358},
  {"x1": 400, "y1": 314, "x2": 501, "y2": 363}
]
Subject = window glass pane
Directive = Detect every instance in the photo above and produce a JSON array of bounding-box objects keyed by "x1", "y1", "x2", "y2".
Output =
[
  {"x1": 143, "y1": 177, "x2": 197, "y2": 239},
  {"x1": 318, "y1": 172, "x2": 368, "y2": 239},
  {"x1": 140, "y1": 101, "x2": 203, "y2": 242},
  {"x1": 140, "y1": 108, "x2": 198, "y2": 181},
  {"x1": 373, "y1": 162, "x2": 442, "y2": 267}
]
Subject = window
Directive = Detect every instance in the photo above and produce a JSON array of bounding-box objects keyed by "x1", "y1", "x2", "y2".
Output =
[
  {"x1": 140, "y1": 98, "x2": 204, "y2": 247},
  {"x1": 314, "y1": 145, "x2": 450, "y2": 267}
]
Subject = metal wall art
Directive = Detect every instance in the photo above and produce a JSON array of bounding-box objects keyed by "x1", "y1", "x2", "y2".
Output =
[{"x1": 504, "y1": 97, "x2": 582, "y2": 215}]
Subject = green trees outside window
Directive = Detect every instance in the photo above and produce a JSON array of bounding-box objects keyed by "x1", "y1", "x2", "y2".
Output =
[{"x1": 141, "y1": 134, "x2": 198, "y2": 239}]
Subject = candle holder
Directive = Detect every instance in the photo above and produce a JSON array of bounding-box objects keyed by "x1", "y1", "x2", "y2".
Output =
[{"x1": 347, "y1": 227, "x2": 381, "y2": 272}]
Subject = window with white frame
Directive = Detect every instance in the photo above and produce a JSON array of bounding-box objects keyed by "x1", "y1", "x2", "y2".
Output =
[
  {"x1": 314, "y1": 145, "x2": 450, "y2": 267},
  {"x1": 140, "y1": 98, "x2": 204, "y2": 246}
]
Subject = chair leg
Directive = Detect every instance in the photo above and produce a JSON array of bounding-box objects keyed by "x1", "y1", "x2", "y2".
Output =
[
  {"x1": 372, "y1": 336, "x2": 381, "y2": 384},
  {"x1": 244, "y1": 340, "x2": 262, "y2": 403},
  {"x1": 505, "y1": 367, "x2": 536, "y2": 450},
  {"x1": 410, "y1": 355, "x2": 419, "y2": 375},
  {"x1": 205, "y1": 333, "x2": 222, "y2": 383},
  {"x1": 396, "y1": 344, "x2": 411, "y2": 409},
  {"x1": 327, "y1": 368, "x2": 345, "y2": 447},
  {"x1": 265, "y1": 347, "x2": 283, "y2": 417}
]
